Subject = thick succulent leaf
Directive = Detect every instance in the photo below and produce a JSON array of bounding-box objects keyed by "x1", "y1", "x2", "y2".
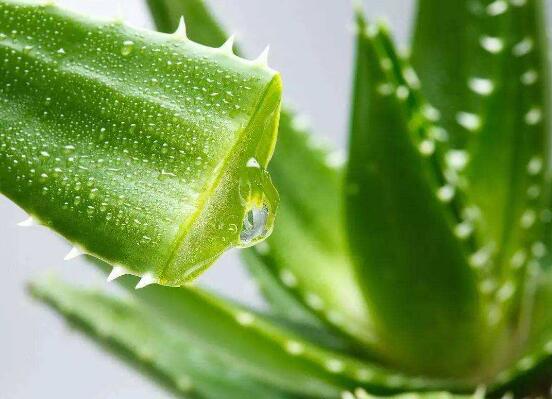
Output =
[
  {"x1": 92, "y1": 260, "x2": 466, "y2": 397},
  {"x1": 0, "y1": 0, "x2": 282, "y2": 286},
  {"x1": 464, "y1": 0, "x2": 551, "y2": 264},
  {"x1": 29, "y1": 275, "x2": 304, "y2": 399},
  {"x1": 345, "y1": 17, "x2": 485, "y2": 377},
  {"x1": 412, "y1": 0, "x2": 552, "y2": 371},
  {"x1": 145, "y1": 0, "x2": 376, "y2": 344},
  {"x1": 247, "y1": 112, "x2": 376, "y2": 347},
  {"x1": 241, "y1": 249, "x2": 328, "y2": 330}
]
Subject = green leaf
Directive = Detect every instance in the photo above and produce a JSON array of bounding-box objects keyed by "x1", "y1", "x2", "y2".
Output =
[
  {"x1": 246, "y1": 111, "x2": 377, "y2": 347},
  {"x1": 412, "y1": 0, "x2": 552, "y2": 374},
  {"x1": 345, "y1": 16, "x2": 484, "y2": 377},
  {"x1": 145, "y1": 0, "x2": 376, "y2": 344},
  {"x1": 29, "y1": 275, "x2": 303, "y2": 399},
  {"x1": 94, "y1": 260, "x2": 466, "y2": 397},
  {"x1": 411, "y1": 0, "x2": 480, "y2": 149},
  {"x1": 0, "y1": 0, "x2": 282, "y2": 286}
]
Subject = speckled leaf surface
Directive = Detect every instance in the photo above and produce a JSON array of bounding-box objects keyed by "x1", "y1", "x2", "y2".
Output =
[
  {"x1": 345, "y1": 17, "x2": 483, "y2": 378},
  {"x1": 93, "y1": 261, "x2": 465, "y2": 398},
  {"x1": 17, "y1": 0, "x2": 552, "y2": 397},
  {"x1": 145, "y1": 0, "x2": 375, "y2": 344},
  {"x1": 411, "y1": 0, "x2": 552, "y2": 382},
  {"x1": 29, "y1": 275, "x2": 302, "y2": 399},
  {"x1": 0, "y1": 0, "x2": 282, "y2": 286}
]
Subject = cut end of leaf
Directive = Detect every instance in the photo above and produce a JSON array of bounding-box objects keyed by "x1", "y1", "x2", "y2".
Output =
[{"x1": 0, "y1": 0, "x2": 282, "y2": 287}]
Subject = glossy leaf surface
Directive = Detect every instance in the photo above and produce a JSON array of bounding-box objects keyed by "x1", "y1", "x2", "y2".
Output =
[
  {"x1": 146, "y1": 0, "x2": 375, "y2": 344},
  {"x1": 0, "y1": 0, "x2": 282, "y2": 286}
]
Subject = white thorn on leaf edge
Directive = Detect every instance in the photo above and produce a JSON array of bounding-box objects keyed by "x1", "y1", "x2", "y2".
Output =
[
  {"x1": 135, "y1": 273, "x2": 156, "y2": 289},
  {"x1": 107, "y1": 266, "x2": 127, "y2": 282},
  {"x1": 220, "y1": 35, "x2": 236, "y2": 54},
  {"x1": 254, "y1": 46, "x2": 270, "y2": 66},
  {"x1": 174, "y1": 16, "x2": 187, "y2": 38},
  {"x1": 17, "y1": 217, "x2": 35, "y2": 227},
  {"x1": 64, "y1": 246, "x2": 84, "y2": 261}
]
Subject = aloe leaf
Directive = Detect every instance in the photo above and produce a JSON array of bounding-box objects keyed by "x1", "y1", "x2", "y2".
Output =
[
  {"x1": 410, "y1": 0, "x2": 480, "y2": 148},
  {"x1": 93, "y1": 260, "x2": 467, "y2": 397},
  {"x1": 412, "y1": 0, "x2": 552, "y2": 369},
  {"x1": 0, "y1": 0, "x2": 282, "y2": 287},
  {"x1": 345, "y1": 15, "x2": 485, "y2": 377},
  {"x1": 248, "y1": 112, "x2": 377, "y2": 346},
  {"x1": 241, "y1": 249, "x2": 327, "y2": 329},
  {"x1": 29, "y1": 275, "x2": 304, "y2": 399},
  {"x1": 465, "y1": 2, "x2": 552, "y2": 351},
  {"x1": 144, "y1": 0, "x2": 376, "y2": 343}
]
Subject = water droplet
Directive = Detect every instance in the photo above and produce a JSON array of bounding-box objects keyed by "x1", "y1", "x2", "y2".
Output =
[
  {"x1": 121, "y1": 40, "x2": 135, "y2": 56},
  {"x1": 236, "y1": 158, "x2": 277, "y2": 248},
  {"x1": 239, "y1": 204, "x2": 269, "y2": 245}
]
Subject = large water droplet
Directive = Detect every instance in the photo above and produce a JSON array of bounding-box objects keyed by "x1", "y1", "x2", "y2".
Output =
[
  {"x1": 236, "y1": 157, "x2": 278, "y2": 248},
  {"x1": 240, "y1": 204, "x2": 269, "y2": 245}
]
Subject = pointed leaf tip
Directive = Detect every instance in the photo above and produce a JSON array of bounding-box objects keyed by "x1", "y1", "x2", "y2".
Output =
[
  {"x1": 107, "y1": 266, "x2": 127, "y2": 282},
  {"x1": 63, "y1": 246, "x2": 83, "y2": 261},
  {"x1": 135, "y1": 273, "x2": 156, "y2": 289}
]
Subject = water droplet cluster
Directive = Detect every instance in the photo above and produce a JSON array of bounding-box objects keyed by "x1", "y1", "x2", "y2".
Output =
[{"x1": 0, "y1": 1, "x2": 280, "y2": 285}]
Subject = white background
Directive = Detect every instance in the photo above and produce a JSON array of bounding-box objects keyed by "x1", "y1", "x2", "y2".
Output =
[{"x1": 0, "y1": 1, "x2": 547, "y2": 398}]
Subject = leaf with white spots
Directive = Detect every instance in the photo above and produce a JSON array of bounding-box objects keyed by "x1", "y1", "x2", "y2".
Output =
[
  {"x1": 345, "y1": 16, "x2": 483, "y2": 377},
  {"x1": 0, "y1": 0, "x2": 282, "y2": 286},
  {"x1": 147, "y1": 0, "x2": 377, "y2": 345},
  {"x1": 29, "y1": 275, "x2": 301, "y2": 399}
]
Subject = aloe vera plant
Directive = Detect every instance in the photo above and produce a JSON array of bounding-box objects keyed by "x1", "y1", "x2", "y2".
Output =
[{"x1": 3, "y1": 0, "x2": 552, "y2": 397}]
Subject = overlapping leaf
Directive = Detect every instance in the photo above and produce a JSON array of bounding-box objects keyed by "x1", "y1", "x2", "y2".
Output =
[
  {"x1": 412, "y1": 0, "x2": 552, "y2": 379},
  {"x1": 31, "y1": 266, "x2": 468, "y2": 398},
  {"x1": 145, "y1": 0, "x2": 376, "y2": 345},
  {"x1": 345, "y1": 15, "x2": 483, "y2": 377}
]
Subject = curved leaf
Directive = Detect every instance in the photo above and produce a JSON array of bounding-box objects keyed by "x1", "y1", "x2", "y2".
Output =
[
  {"x1": 0, "y1": 0, "x2": 282, "y2": 286},
  {"x1": 94, "y1": 261, "x2": 467, "y2": 397},
  {"x1": 412, "y1": 0, "x2": 552, "y2": 374},
  {"x1": 29, "y1": 275, "x2": 303, "y2": 399},
  {"x1": 144, "y1": 0, "x2": 376, "y2": 344},
  {"x1": 345, "y1": 16, "x2": 484, "y2": 377}
]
